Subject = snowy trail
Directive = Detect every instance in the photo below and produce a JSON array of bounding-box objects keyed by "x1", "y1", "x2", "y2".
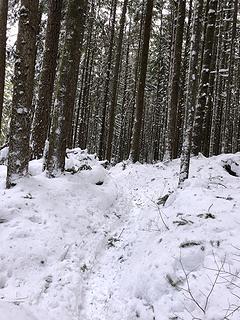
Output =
[
  {"x1": 1, "y1": 152, "x2": 240, "y2": 320},
  {"x1": 78, "y1": 175, "x2": 134, "y2": 317},
  {"x1": 79, "y1": 155, "x2": 240, "y2": 320},
  {"x1": 79, "y1": 162, "x2": 178, "y2": 320}
]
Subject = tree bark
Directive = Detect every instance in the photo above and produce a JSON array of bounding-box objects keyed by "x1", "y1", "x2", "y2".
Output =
[
  {"x1": 106, "y1": 0, "x2": 128, "y2": 161},
  {"x1": 179, "y1": 0, "x2": 203, "y2": 187},
  {"x1": 165, "y1": 0, "x2": 186, "y2": 160},
  {"x1": 176, "y1": 0, "x2": 193, "y2": 157},
  {"x1": 0, "y1": 0, "x2": 8, "y2": 135},
  {"x1": 98, "y1": 0, "x2": 117, "y2": 160},
  {"x1": 77, "y1": 9, "x2": 94, "y2": 149},
  {"x1": 31, "y1": 0, "x2": 63, "y2": 159},
  {"x1": 192, "y1": 0, "x2": 218, "y2": 155},
  {"x1": 129, "y1": 0, "x2": 154, "y2": 163},
  {"x1": 221, "y1": 0, "x2": 238, "y2": 153},
  {"x1": 209, "y1": 2, "x2": 223, "y2": 156},
  {"x1": 6, "y1": 0, "x2": 39, "y2": 188},
  {"x1": 47, "y1": 0, "x2": 87, "y2": 177}
]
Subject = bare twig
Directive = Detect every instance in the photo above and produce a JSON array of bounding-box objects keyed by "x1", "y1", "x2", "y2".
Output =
[
  {"x1": 204, "y1": 259, "x2": 224, "y2": 311},
  {"x1": 60, "y1": 243, "x2": 72, "y2": 261},
  {"x1": 208, "y1": 203, "x2": 213, "y2": 212},
  {"x1": 225, "y1": 304, "x2": 240, "y2": 319},
  {"x1": 150, "y1": 199, "x2": 169, "y2": 230},
  {"x1": 176, "y1": 253, "x2": 234, "y2": 319},
  {"x1": 179, "y1": 256, "x2": 205, "y2": 314}
]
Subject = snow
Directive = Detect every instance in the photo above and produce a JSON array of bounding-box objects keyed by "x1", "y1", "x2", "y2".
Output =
[
  {"x1": 16, "y1": 107, "x2": 28, "y2": 114},
  {"x1": 1, "y1": 150, "x2": 240, "y2": 319},
  {"x1": 0, "y1": 301, "x2": 37, "y2": 320},
  {"x1": 208, "y1": 9, "x2": 216, "y2": 14},
  {"x1": 0, "y1": 147, "x2": 8, "y2": 164}
]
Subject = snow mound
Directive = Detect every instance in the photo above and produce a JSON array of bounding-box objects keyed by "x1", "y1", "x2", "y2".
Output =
[
  {"x1": 0, "y1": 301, "x2": 37, "y2": 320},
  {"x1": 65, "y1": 148, "x2": 98, "y2": 173},
  {"x1": 221, "y1": 157, "x2": 240, "y2": 177}
]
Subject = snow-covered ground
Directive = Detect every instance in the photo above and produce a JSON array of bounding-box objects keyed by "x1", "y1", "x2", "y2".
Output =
[{"x1": 1, "y1": 150, "x2": 240, "y2": 320}]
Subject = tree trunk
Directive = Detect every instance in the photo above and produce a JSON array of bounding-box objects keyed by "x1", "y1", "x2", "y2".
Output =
[
  {"x1": 221, "y1": 0, "x2": 238, "y2": 153},
  {"x1": 232, "y1": 41, "x2": 240, "y2": 153},
  {"x1": 209, "y1": 2, "x2": 223, "y2": 156},
  {"x1": 129, "y1": 0, "x2": 154, "y2": 163},
  {"x1": 0, "y1": 0, "x2": 8, "y2": 135},
  {"x1": 118, "y1": 19, "x2": 131, "y2": 162},
  {"x1": 31, "y1": 0, "x2": 63, "y2": 159},
  {"x1": 176, "y1": 0, "x2": 193, "y2": 157},
  {"x1": 127, "y1": 1, "x2": 145, "y2": 159},
  {"x1": 47, "y1": 0, "x2": 87, "y2": 177},
  {"x1": 201, "y1": 12, "x2": 218, "y2": 156},
  {"x1": 77, "y1": 11, "x2": 94, "y2": 149},
  {"x1": 192, "y1": 0, "x2": 218, "y2": 155},
  {"x1": 98, "y1": 0, "x2": 117, "y2": 160},
  {"x1": 179, "y1": 0, "x2": 203, "y2": 187},
  {"x1": 6, "y1": 0, "x2": 39, "y2": 188},
  {"x1": 106, "y1": 0, "x2": 128, "y2": 161},
  {"x1": 165, "y1": 0, "x2": 186, "y2": 160}
]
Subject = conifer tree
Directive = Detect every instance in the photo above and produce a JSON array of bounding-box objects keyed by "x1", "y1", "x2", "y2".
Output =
[
  {"x1": 165, "y1": 0, "x2": 186, "y2": 160},
  {"x1": 6, "y1": 0, "x2": 39, "y2": 188},
  {"x1": 179, "y1": 0, "x2": 204, "y2": 187},
  {"x1": 129, "y1": 0, "x2": 154, "y2": 163},
  {"x1": 31, "y1": 0, "x2": 63, "y2": 159},
  {"x1": 0, "y1": 0, "x2": 8, "y2": 135},
  {"x1": 47, "y1": 0, "x2": 87, "y2": 177},
  {"x1": 192, "y1": 0, "x2": 218, "y2": 155},
  {"x1": 106, "y1": 0, "x2": 128, "y2": 161}
]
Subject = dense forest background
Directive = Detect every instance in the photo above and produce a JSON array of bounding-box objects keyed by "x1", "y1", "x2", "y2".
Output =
[{"x1": 0, "y1": 0, "x2": 239, "y2": 187}]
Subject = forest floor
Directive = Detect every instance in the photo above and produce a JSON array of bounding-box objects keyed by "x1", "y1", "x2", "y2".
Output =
[{"x1": 1, "y1": 149, "x2": 240, "y2": 320}]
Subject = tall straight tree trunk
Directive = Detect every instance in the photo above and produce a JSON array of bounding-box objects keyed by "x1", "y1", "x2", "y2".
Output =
[
  {"x1": 47, "y1": 0, "x2": 87, "y2": 177},
  {"x1": 77, "y1": 49, "x2": 91, "y2": 149},
  {"x1": 221, "y1": 0, "x2": 238, "y2": 153},
  {"x1": 118, "y1": 20, "x2": 131, "y2": 162},
  {"x1": 73, "y1": 59, "x2": 86, "y2": 148},
  {"x1": 98, "y1": 0, "x2": 117, "y2": 160},
  {"x1": 83, "y1": 57, "x2": 94, "y2": 148},
  {"x1": 6, "y1": 0, "x2": 39, "y2": 188},
  {"x1": 199, "y1": 0, "x2": 210, "y2": 74},
  {"x1": 127, "y1": 1, "x2": 145, "y2": 158},
  {"x1": 129, "y1": 0, "x2": 154, "y2": 163},
  {"x1": 232, "y1": 41, "x2": 240, "y2": 153},
  {"x1": 209, "y1": 2, "x2": 223, "y2": 156},
  {"x1": 201, "y1": 12, "x2": 218, "y2": 156},
  {"x1": 73, "y1": 0, "x2": 95, "y2": 149},
  {"x1": 165, "y1": 0, "x2": 186, "y2": 160},
  {"x1": 106, "y1": 0, "x2": 128, "y2": 161},
  {"x1": 192, "y1": 0, "x2": 218, "y2": 155},
  {"x1": 179, "y1": 0, "x2": 203, "y2": 187},
  {"x1": 78, "y1": 51, "x2": 94, "y2": 149},
  {"x1": 0, "y1": 0, "x2": 8, "y2": 135},
  {"x1": 176, "y1": 0, "x2": 193, "y2": 157},
  {"x1": 31, "y1": 0, "x2": 63, "y2": 159},
  {"x1": 77, "y1": 10, "x2": 94, "y2": 149}
]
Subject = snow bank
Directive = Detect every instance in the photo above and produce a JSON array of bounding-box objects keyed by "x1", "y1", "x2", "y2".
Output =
[
  {"x1": 81, "y1": 153, "x2": 240, "y2": 320},
  {"x1": 0, "y1": 301, "x2": 37, "y2": 320}
]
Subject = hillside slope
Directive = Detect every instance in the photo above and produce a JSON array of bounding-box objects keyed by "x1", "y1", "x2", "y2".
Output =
[{"x1": 0, "y1": 150, "x2": 240, "y2": 320}]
